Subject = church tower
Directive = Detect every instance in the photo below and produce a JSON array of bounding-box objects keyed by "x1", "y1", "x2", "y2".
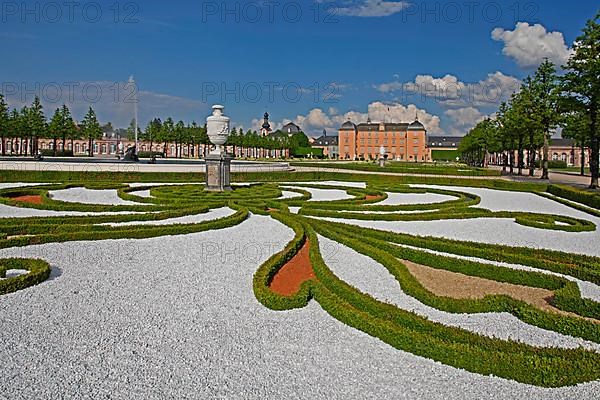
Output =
[{"x1": 260, "y1": 112, "x2": 272, "y2": 137}]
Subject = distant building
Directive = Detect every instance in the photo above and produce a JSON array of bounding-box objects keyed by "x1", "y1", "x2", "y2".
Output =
[
  {"x1": 338, "y1": 118, "x2": 428, "y2": 161},
  {"x1": 281, "y1": 122, "x2": 301, "y2": 135},
  {"x1": 428, "y1": 136, "x2": 462, "y2": 161},
  {"x1": 312, "y1": 130, "x2": 339, "y2": 159}
]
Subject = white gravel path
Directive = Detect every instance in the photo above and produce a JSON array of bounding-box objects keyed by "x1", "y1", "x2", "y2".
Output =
[
  {"x1": 0, "y1": 204, "x2": 147, "y2": 219},
  {"x1": 49, "y1": 188, "x2": 147, "y2": 206},
  {"x1": 1, "y1": 216, "x2": 598, "y2": 398},
  {"x1": 128, "y1": 182, "x2": 205, "y2": 188},
  {"x1": 280, "y1": 181, "x2": 367, "y2": 188},
  {"x1": 0, "y1": 183, "x2": 50, "y2": 190},
  {"x1": 278, "y1": 191, "x2": 304, "y2": 200},
  {"x1": 131, "y1": 189, "x2": 153, "y2": 198},
  {"x1": 371, "y1": 192, "x2": 455, "y2": 206},
  {"x1": 99, "y1": 207, "x2": 236, "y2": 227},
  {"x1": 282, "y1": 187, "x2": 354, "y2": 202},
  {"x1": 320, "y1": 216, "x2": 600, "y2": 257},
  {"x1": 318, "y1": 235, "x2": 600, "y2": 353}
]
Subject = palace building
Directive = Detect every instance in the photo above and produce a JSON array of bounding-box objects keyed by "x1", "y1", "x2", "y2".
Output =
[{"x1": 338, "y1": 118, "x2": 428, "y2": 161}]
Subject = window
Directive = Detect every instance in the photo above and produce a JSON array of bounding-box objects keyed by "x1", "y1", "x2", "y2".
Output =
[{"x1": 552, "y1": 153, "x2": 559, "y2": 161}]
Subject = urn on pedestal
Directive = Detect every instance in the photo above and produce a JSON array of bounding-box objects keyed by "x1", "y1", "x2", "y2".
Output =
[{"x1": 205, "y1": 105, "x2": 233, "y2": 191}]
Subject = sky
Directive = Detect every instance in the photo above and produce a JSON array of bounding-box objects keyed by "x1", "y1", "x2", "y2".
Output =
[{"x1": 0, "y1": 0, "x2": 598, "y2": 136}]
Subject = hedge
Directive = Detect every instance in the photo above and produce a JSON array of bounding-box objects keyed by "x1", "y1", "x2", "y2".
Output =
[
  {"x1": 0, "y1": 258, "x2": 51, "y2": 295},
  {"x1": 547, "y1": 184, "x2": 600, "y2": 210}
]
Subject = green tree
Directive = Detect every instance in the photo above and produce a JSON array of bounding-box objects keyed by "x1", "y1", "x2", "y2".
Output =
[
  {"x1": 560, "y1": 12, "x2": 600, "y2": 188},
  {"x1": 532, "y1": 59, "x2": 562, "y2": 179},
  {"x1": 48, "y1": 108, "x2": 64, "y2": 156},
  {"x1": 60, "y1": 105, "x2": 78, "y2": 153},
  {"x1": 27, "y1": 96, "x2": 46, "y2": 155},
  {"x1": 81, "y1": 107, "x2": 102, "y2": 157},
  {"x1": 562, "y1": 111, "x2": 593, "y2": 176},
  {"x1": 0, "y1": 94, "x2": 8, "y2": 156},
  {"x1": 161, "y1": 118, "x2": 174, "y2": 157},
  {"x1": 458, "y1": 118, "x2": 500, "y2": 167}
]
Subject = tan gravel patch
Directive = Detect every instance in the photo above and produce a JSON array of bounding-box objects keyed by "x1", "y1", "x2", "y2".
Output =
[{"x1": 402, "y1": 259, "x2": 598, "y2": 323}]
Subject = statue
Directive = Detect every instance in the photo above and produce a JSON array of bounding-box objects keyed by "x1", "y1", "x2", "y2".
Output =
[
  {"x1": 379, "y1": 145, "x2": 386, "y2": 167},
  {"x1": 205, "y1": 105, "x2": 233, "y2": 191}
]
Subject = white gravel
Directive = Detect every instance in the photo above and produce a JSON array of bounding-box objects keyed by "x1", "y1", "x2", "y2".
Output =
[
  {"x1": 49, "y1": 188, "x2": 147, "y2": 206},
  {"x1": 314, "y1": 185, "x2": 600, "y2": 257},
  {"x1": 131, "y1": 189, "x2": 153, "y2": 198},
  {"x1": 280, "y1": 181, "x2": 367, "y2": 188},
  {"x1": 0, "y1": 204, "x2": 147, "y2": 219},
  {"x1": 278, "y1": 191, "x2": 304, "y2": 200},
  {"x1": 0, "y1": 183, "x2": 50, "y2": 190},
  {"x1": 1, "y1": 216, "x2": 598, "y2": 398},
  {"x1": 98, "y1": 207, "x2": 236, "y2": 227},
  {"x1": 318, "y1": 234, "x2": 600, "y2": 352},
  {"x1": 282, "y1": 187, "x2": 354, "y2": 202},
  {"x1": 371, "y1": 192, "x2": 455, "y2": 206},
  {"x1": 128, "y1": 182, "x2": 205, "y2": 188}
]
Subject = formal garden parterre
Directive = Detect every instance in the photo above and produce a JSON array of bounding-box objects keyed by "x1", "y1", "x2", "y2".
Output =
[{"x1": 1, "y1": 172, "x2": 600, "y2": 397}]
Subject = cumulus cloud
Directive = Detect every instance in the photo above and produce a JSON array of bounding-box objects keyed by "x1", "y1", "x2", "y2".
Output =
[
  {"x1": 491, "y1": 22, "x2": 574, "y2": 68},
  {"x1": 263, "y1": 101, "x2": 443, "y2": 136},
  {"x1": 376, "y1": 71, "x2": 521, "y2": 107},
  {"x1": 331, "y1": 0, "x2": 411, "y2": 17},
  {"x1": 444, "y1": 107, "x2": 497, "y2": 136}
]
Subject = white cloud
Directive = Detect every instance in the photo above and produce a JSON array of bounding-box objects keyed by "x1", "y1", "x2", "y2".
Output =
[
  {"x1": 331, "y1": 0, "x2": 411, "y2": 17},
  {"x1": 377, "y1": 71, "x2": 521, "y2": 107},
  {"x1": 444, "y1": 107, "x2": 497, "y2": 136},
  {"x1": 264, "y1": 101, "x2": 443, "y2": 137},
  {"x1": 491, "y1": 22, "x2": 573, "y2": 68}
]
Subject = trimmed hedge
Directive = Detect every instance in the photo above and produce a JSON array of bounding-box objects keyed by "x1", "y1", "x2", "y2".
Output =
[
  {"x1": 0, "y1": 258, "x2": 51, "y2": 295},
  {"x1": 548, "y1": 184, "x2": 600, "y2": 210}
]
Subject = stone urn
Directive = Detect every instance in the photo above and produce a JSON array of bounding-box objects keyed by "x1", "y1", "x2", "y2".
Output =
[{"x1": 206, "y1": 105, "x2": 230, "y2": 156}]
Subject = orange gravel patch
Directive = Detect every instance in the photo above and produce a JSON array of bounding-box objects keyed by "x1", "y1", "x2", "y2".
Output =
[
  {"x1": 365, "y1": 195, "x2": 383, "y2": 201},
  {"x1": 269, "y1": 240, "x2": 316, "y2": 296},
  {"x1": 402, "y1": 259, "x2": 599, "y2": 322},
  {"x1": 11, "y1": 195, "x2": 43, "y2": 205}
]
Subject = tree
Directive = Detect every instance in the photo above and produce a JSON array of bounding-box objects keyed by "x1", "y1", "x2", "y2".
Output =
[
  {"x1": 27, "y1": 96, "x2": 46, "y2": 155},
  {"x1": 81, "y1": 107, "x2": 102, "y2": 157},
  {"x1": 458, "y1": 118, "x2": 500, "y2": 167},
  {"x1": 562, "y1": 111, "x2": 592, "y2": 176},
  {"x1": 0, "y1": 94, "x2": 8, "y2": 156},
  {"x1": 48, "y1": 108, "x2": 64, "y2": 156},
  {"x1": 143, "y1": 118, "x2": 162, "y2": 153},
  {"x1": 532, "y1": 59, "x2": 561, "y2": 179},
  {"x1": 161, "y1": 118, "x2": 174, "y2": 157},
  {"x1": 561, "y1": 12, "x2": 600, "y2": 188},
  {"x1": 60, "y1": 105, "x2": 78, "y2": 153}
]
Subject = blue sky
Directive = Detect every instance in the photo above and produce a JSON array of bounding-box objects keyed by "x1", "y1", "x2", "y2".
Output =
[{"x1": 1, "y1": 0, "x2": 598, "y2": 136}]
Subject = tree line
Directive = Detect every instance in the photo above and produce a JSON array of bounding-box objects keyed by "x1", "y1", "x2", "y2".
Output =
[
  {"x1": 459, "y1": 11, "x2": 599, "y2": 189},
  {"x1": 0, "y1": 95, "x2": 311, "y2": 159}
]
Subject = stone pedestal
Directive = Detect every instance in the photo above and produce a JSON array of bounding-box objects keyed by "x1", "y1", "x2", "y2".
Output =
[
  {"x1": 205, "y1": 154, "x2": 233, "y2": 191},
  {"x1": 379, "y1": 158, "x2": 386, "y2": 167}
]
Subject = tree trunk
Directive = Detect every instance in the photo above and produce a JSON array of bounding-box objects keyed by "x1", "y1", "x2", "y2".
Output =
[
  {"x1": 53, "y1": 138, "x2": 57, "y2": 156},
  {"x1": 528, "y1": 132, "x2": 536, "y2": 177},
  {"x1": 581, "y1": 141, "x2": 586, "y2": 176},
  {"x1": 590, "y1": 106, "x2": 599, "y2": 189},
  {"x1": 1, "y1": 135, "x2": 5, "y2": 156},
  {"x1": 541, "y1": 131, "x2": 549, "y2": 180},
  {"x1": 24, "y1": 137, "x2": 29, "y2": 156},
  {"x1": 518, "y1": 137, "x2": 524, "y2": 175},
  {"x1": 62, "y1": 135, "x2": 66, "y2": 155},
  {"x1": 88, "y1": 137, "x2": 93, "y2": 157}
]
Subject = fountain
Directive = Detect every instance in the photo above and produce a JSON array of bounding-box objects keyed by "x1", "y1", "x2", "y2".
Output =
[{"x1": 205, "y1": 105, "x2": 233, "y2": 191}]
